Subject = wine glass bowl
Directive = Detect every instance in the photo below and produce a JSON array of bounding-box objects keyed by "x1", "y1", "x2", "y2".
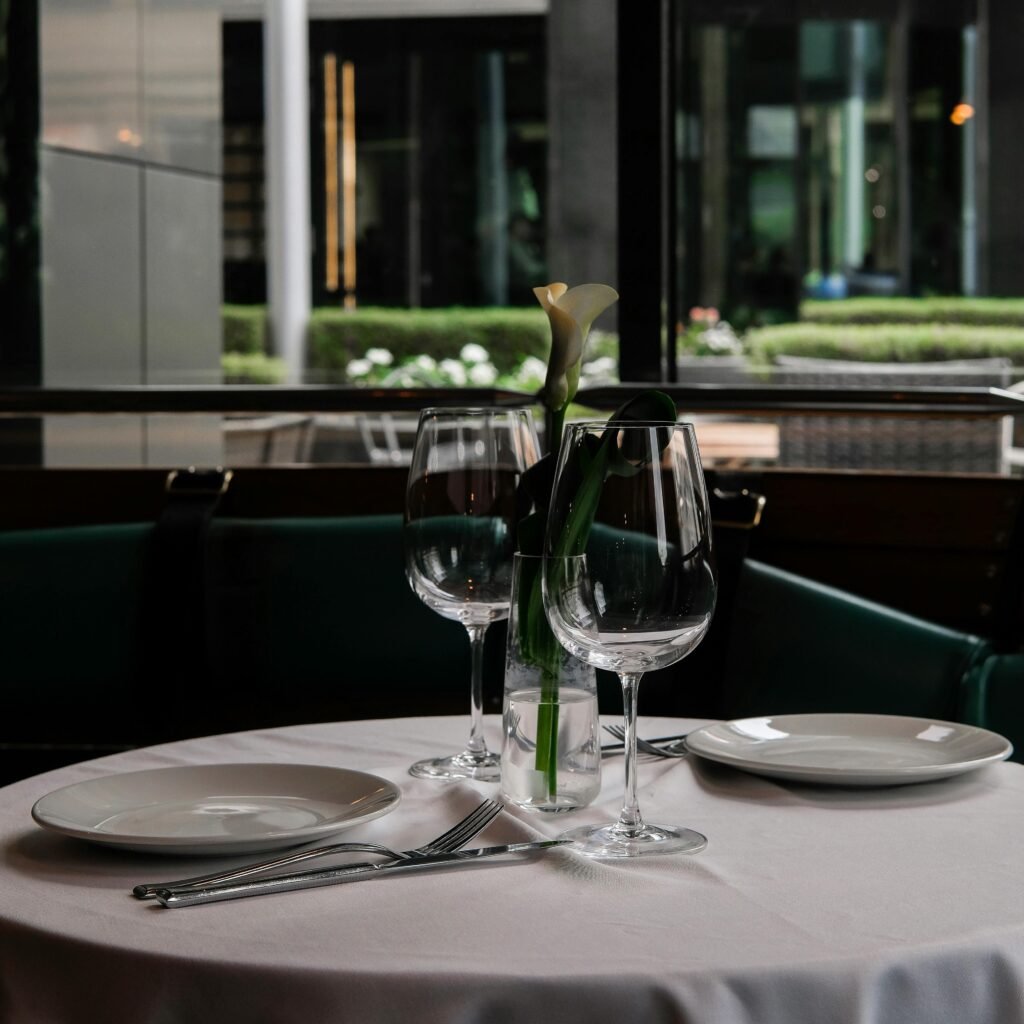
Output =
[
  {"x1": 543, "y1": 549, "x2": 713, "y2": 675},
  {"x1": 404, "y1": 407, "x2": 540, "y2": 781},
  {"x1": 543, "y1": 421, "x2": 716, "y2": 856},
  {"x1": 405, "y1": 515, "x2": 515, "y2": 625}
]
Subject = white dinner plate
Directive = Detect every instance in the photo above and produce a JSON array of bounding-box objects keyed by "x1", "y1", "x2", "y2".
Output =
[
  {"x1": 685, "y1": 713, "x2": 1013, "y2": 786},
  {"x1": 31, "y1": 763, "x2": 401, "y2": 855}
]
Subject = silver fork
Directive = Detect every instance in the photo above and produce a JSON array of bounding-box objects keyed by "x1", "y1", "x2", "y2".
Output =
[
  {"x1": 603, "y1": 724, "x2": 689, "y2": 758},
  {"x1": 133, "y1": 798, "x2": 502, "y2": 899}
]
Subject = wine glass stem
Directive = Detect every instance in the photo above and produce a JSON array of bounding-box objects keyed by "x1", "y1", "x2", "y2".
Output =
[
  {"x1": 617, "y1": 672, "x2": 644, "y2": 836},
  {"x1": 465, "y1": 623, "x2": 490, "y2": 756}
]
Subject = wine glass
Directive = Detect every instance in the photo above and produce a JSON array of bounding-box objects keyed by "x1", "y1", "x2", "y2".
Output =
[
  {"x1": 542, "y1": 421, "x2": 716, "y2": 856},
  {"x1": 404, "y1": 407, "x2": 541, "y2": 781}
]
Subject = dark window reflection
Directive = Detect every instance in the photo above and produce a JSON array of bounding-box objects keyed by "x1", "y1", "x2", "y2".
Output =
[
  {"x1": 223, "y1": 16, "x2": 546, "y2": 310},
  {"x1": 675, "y1": 1, "x2": 980, "y2": 327}
]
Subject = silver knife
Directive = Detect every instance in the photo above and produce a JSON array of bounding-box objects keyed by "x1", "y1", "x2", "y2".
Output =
[{"x1": 155, "y1": 839, "x2": 571, "y2": 908}]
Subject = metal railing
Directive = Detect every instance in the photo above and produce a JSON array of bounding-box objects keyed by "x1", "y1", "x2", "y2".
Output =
[{"x1": 0, "y1": 382, "x2": 1022, "y2": 417}]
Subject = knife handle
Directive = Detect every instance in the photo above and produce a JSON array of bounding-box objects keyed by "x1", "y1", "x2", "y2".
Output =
[
  {"x1": 155, "y1": 840, "x2": 570, "y2": 908},
  {"x1": 156, "y1": 861, "x2": 387, "y2": 907}
]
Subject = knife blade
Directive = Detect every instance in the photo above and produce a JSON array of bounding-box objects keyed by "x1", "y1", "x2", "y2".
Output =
[{"x1": 155, "y1": 839, "x2": 572, "y2": 908}]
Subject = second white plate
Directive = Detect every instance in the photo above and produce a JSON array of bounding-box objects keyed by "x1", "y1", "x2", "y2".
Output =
[
  {"x1": 31, "y1": 762, "x2": 401, "y2": 855},
  {"x1": 686, "y1": 713, "x2": 1013, "y2": 786}
]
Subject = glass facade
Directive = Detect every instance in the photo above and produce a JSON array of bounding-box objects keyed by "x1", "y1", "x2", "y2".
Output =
[{"x1": 673, "y1": 7, "x2": 981, "y2": 328}]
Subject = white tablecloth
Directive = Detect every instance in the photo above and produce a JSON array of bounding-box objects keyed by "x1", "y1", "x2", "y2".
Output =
[{"x1": 2, "y1": 715, "x2": 1024, "y2": 1024}]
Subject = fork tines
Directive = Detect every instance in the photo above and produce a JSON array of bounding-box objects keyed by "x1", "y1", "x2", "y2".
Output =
[{"x1": 432, "y1": 798, "x2": 502, "y2": 851}]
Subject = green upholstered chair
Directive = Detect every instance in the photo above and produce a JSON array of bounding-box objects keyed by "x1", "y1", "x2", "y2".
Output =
[
  {"x1": 0, "y1": 515, "x2": 491, "y2": 781},
  {"x1": 587, "y1": 488, "x2": 767, "y2": 720},
  {"x1": 720, "y1": 559, "x2": 993, "y2": 721},
  {"x1": 961, "y1": 654, "x2": 1024, "y2": 762},
  {"x1": 0, "y1": 522, "x2": 150, "y2": 699},
  {"x1": 203, "y1": 515, "x2": 495, "y2": 727},
  {"x1": 0, "y1": 523, "x2": 152, "y2": 780}
]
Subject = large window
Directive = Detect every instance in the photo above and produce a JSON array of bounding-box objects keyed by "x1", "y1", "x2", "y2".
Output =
[{"x1": 3, "y1": 0, "x2": 1023, "y2": 473}]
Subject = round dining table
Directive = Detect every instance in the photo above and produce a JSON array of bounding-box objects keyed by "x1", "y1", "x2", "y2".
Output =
[{"x1": 2, "y1": 714, "x2": 1024, "y2": 1024}]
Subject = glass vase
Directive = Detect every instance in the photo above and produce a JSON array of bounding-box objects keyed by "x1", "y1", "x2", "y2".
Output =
[{"x1": 500, "y1": 554, "x2": 601, "y2": 812}]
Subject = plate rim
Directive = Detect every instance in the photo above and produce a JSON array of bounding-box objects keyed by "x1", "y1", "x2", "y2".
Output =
[
  {"x1": 686, "y1": 712, "x2": 1014, "y2": 784},
  {"x1": 30, "y1": 761, "x2": 402, "y2": 851}
]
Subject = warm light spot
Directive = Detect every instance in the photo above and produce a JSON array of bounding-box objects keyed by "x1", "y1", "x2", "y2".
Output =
[
  {"x1": 341, "y1": 61, "x2": 357, "y2": 309},
  {"x1": 323, "y1": 55, "x2": 340, "y2": 292},
  {"x1": 865, "y1": 167, "x2": 880, "y2": 183},
  {"x1": 950, "y1": 102, "x2": 975, "y2": 126}
]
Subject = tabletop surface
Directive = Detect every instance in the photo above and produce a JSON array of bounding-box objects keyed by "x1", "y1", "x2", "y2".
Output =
[{"x1": 2, "y1": 714, "x2": 1024, "y2": 1024}]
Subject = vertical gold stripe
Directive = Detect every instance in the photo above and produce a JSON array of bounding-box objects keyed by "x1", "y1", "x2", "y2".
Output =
[
  {"x1": 342, "y1": 60, "x2": 357, "y2": 309},
  {"x1": 323, "y1": 54, "x2": 339, "y2": 292}
]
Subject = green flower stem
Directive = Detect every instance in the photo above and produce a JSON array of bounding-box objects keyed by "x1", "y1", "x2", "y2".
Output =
[
  {"x1": 528, "y1": 402, "x2": 567, "y2": 799},
  {"x1": 529, "y1": 421, "x2": 610, "y2": 798},
  {"x1": 545, "y1": 405, "x2": 565, "y2": 459},
  {"x1": 532, "y1": 615, "x2": 563, "y2": 800},
  {"x1": 518, "y1": 284, "x2": 620, "y2": 801},
  {"x1": 524, "y1": 390, "x2": 675, "y2": 800},
  {"x1": 516, "y1": 552, "x2": 562, "y2": 798},
  {"x1": 551, "y1": 443, "x2": 611, "y2": 559}
]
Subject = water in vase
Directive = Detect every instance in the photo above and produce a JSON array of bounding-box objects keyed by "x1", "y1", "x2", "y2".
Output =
[{"x1": 501, "y1": 687, "x2": 601, "y2": 812}]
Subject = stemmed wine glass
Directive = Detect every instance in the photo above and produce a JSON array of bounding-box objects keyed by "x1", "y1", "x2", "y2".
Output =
[
  {"x1": 542, "y1": 421, "x2": 716, "y2": 856},
  {"x1": 404, "y1": 407, "x2": 541, "y2": 781}
]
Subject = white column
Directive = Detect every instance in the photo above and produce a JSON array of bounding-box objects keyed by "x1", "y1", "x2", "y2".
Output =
[
  {"x1": 264, "y1": 0, "x2": 311, "y2": 385},
  {"x1": 961, "y1": 25, "x2": 978, "y2": 296},
  {"x1": 477, "y1": 51, "x2": 508, "y2": 306},
  {"x1": 842, "y1": 21, "x2": 867, "y2": 273}
]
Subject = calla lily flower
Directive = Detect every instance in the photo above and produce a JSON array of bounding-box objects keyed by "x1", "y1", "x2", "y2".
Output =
[{"x1": 533, "y1": 282, "x2": 619, "y2": 411}]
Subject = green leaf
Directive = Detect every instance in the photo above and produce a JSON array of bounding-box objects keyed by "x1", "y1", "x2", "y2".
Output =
[
  {"x1": 518, "y1": 454, "x2": 556, "y2": 513},
  {"x1": 516, "y1": 455, "x2": 556, "y2": 555},
  {"x1": 516, "y1": 510, "x2": 546, "y2": 557},
  {"x1": 604, "y1": 389, "x2": 677, "y2": 474},
  {"x1": 546, "y1": 390, "x2": 679, "y2": 554},
  {"x1": 607, "y1": 389, "x2": 678, "y2": 425}
]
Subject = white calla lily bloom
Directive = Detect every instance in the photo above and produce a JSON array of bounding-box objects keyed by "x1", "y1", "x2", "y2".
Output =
[{"x1": 533, "y1": 282, "x2": 619, "y2": 410}]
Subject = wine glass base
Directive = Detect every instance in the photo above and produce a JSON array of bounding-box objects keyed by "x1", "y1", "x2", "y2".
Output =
[
  {"x1": 559, "y1": 821, "x2": 707, "y2": 858},
  {"x1": 409, "y1": 750, "x2": 501, "y2": 783}
]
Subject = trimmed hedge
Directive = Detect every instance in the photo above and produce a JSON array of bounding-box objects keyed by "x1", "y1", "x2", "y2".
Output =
[
  {"x1": 306, "y1": 306, "x2": 552, "y2": 377},
  {"x1": 746, "y1": 322, "x2": 1024, "y2": 365},
  {"x1": 222, "y1": 351, "x2": 287, "y2": 384},
  {"x1": 225, "y1": 303, "x2": 1024, "y2": 381},
  {"x1": 223, "y1": 305, "x2": 559, "y2": 381},
  {"x1": 223, "y1": 305, "x2": 267, "y2": 355},
  {"x1": 801, "y1": 297, "x2": 1024, "y2": 327}
]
